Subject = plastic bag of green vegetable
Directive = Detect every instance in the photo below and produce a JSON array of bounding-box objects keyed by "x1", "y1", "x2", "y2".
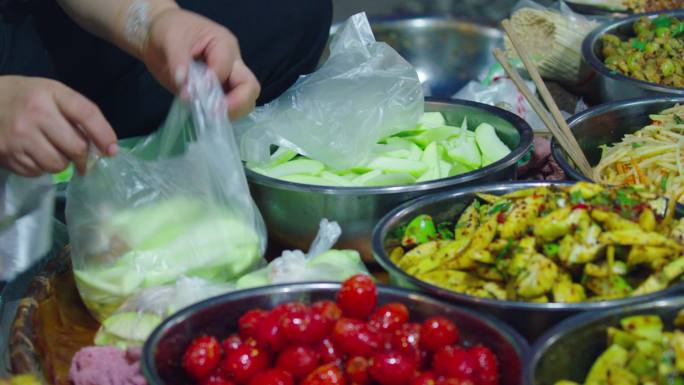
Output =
[
  {"x1": 235, "y1": 12, "x2": 424, "y2": 170},
  {"x1": 66, "y1": 62, "x2": 267, "y2": 322}
]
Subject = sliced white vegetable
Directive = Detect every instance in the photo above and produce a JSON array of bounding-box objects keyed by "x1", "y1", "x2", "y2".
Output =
[
  {"x1": 410, "y1": 125, "x2": 462, "y2": 148},
  {"x1": 421, "y1": 142, "x2": 442, "y2": 178},
  {"x1": 264, "y1": 159, "x2": 325, "y2": 178},
  {"x1": 366, "y1": 157, "x2": 428, "y2": 177},
  {"x1": 269, "y1": 147, "x2": 298, "y2": 165},
  {"x1": 321, "y1": 171, "x2": 354, "y2": 186},
  {"x1": 282, "y1": 174, "x2": 339, "y2": 186},
  {"x1": 449, "y1": 160, "x2": 474, "y2": 176},
  {"x1": 475, "y1": 123, "x2": 511, "y2": 166},
  {"x1": 419, "y1": 112, "x2": 447, "y2": 128},
  {"x1": 416, "y1": 168, "x2": 439, "y2": 183},
  {"x1": 385, "y1": 138, "x2": 423, "y2": 160},
  {"x1": 353, "y1": 169, "x2": 384, "y2": 185},
  {"x1": 446, "y1": 135, "x2": 482, "y2": 169},
  {"x1": 363, "y1": 173, "x2": 416, "y2": 186},
  {"x1": 439, "y1": 160, "x2": 453, "y2": 178}
]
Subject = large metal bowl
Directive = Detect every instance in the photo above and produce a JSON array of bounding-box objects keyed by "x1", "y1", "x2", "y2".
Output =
[
  {"x1": 246, "y1": 98, "x2": 533, "y2": 260},
  {"x1": 582, "y1": 10, "x2": 684, "y2": 103},
  {"x1": 528, "y1": 296, "x2": 684, "y2": 385},
  {"x1": 552, "y1": 96, "x2": 684, "y2": 213},
  {"x1": 371, "y1": 181, "x2": 684, "y2": 341},
  {"x1": 369, "y1": 17, "x2": 503, "y2": 97},
  {"x1": 141, "y1": 282, "x2": 530, "y2": 385}
]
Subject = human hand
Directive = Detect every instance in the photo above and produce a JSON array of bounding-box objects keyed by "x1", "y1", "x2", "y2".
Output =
[
  {"x1": 0, "y1": 76, "x2": 119, "y2": 177},
  {"x1": 141, "y1": 8, "x2": 260, "y2": 120}
]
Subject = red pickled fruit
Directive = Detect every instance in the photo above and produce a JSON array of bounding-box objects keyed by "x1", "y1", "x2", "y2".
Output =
[
  {"x1": 316, "y1": 338, "x2": 343, "y2": 364},
  {"x1": 411, "y1": 372, "x2": 436, "y2": 385},
  {"x1": 312, "y1": 300, "x2": 342, "y2": 324},
  {"x1": 345, "y1": 356, "x2": 371, "y2": 385},
  {"x1": 221, "y1": 344, "x2": 271, "y2": 384},
  {"x1": 332, "y1": 318, "x2": 381, "y2": 357},
  {"x1": 369, "y1": 351, "x2": 417, "y2": 385},
  {"x1": 336, "y1": 275, "x2": 377, "y2": 319},
  {"x1": 183, "y1": 336, "x2": 223, "y2": 380},
  {"x1": 257, "y1": 311, "x2": 287, "y2": 351},
  {"x1": 202, "y1": 374, "x2": 237, "y2": 385},
  {"x1": 435, "y1": 378, "x2": 475, "y2": 385},
  {"x1": 390, "y1": 323, "x2": 421, "y2": 352},
  {"x1": 432, "y1": 346, "x2": 476, "y2": 381},
  {"x1": 280, "y1": 307, "x2": 328, "y2": 344},
  {"x1": 222, "y1": 335, "x2": 243, "y2": 354},
  {"x1": 469, "y1": 346, "x2": 499, "y2": 385},
  {"x1": 420, "y1": 317, "x2": 459, "y2": 352},
  {"x1": 275, "y1": 344, "x2": 319, "y2": 381},
  {"x1": 248, "y1": 369, "x2": 294, "y2": 385},
  {"x1": 300, "y1": 363, "x2": 347, "y2": 385},
  {"x1": 369, "y1": 303, "x2": 409, "y2": 333},
  {"x1": 239, "y1": 309, "x2": 268, "y2": 339}
]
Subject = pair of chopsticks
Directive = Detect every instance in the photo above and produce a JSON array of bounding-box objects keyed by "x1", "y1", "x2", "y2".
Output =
[{"x1": 493, "y1": 19, "x2": 594, "y2": 179}]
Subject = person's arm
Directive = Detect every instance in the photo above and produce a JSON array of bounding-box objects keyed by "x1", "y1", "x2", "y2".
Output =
[{"x1": 56, "y1": 0, "x2": 260, "y2": 119}]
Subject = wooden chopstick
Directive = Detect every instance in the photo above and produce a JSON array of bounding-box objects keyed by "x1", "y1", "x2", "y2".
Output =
[{"x1": 500, "y1": 19, "x2": 594, "y2": 178}]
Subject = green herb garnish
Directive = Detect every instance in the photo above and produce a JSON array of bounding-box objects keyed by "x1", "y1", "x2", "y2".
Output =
[
  {"x1": 488, "y1": 200, "x2": 511, "y2": 215},
  {"x1": 543, "y1": 243, "x2": 560, "y2": 257},
  {"x1": 631, "y1": 39, "x2": 647, "y2": 51},
  {"x1": 675, "y1": 115, "x2": 684, "y2": 124},
  {"x1": 437, "y1": 221, "x2": 455, "y2": 240},
  {"x1": 570, "y1": 190, "x2": 584, "y2": 204},
  {"x1": 662, "y1": 176, "x2": 669, "y2": 191},
  {"x1": 654, "y1": 15, "x2": 673, "y2": 28},
  {"x1": 632, "y1": 142, "x2": 642, "y2": 148}
]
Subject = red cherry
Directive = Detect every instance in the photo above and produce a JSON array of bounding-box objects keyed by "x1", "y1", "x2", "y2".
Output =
[
  {"x1": 311, "y1": 300, "x2": 342, "y2": 327},
  {"x1": 222, "y1": 335, "x2": 243, "y2": 354},
  {"x1": 336, "y1": 275, "x2": 377, "y2": 319},
  {"x1": 276, "y1": 344, "x2": 320, "y2": 381},
  {"x1": 183, "y1": 336, "x2": 223, "y2": 380},
  {"x1": 469, "y1": 346, "x2": 499, "y2": 385},
  {"x1": 411, "y1": 372, "x2": 436, "y2": 385},
  {"x1": 432, "y1": 346, "x2": 476, "y2": 381},
  {"x1": 316, "y1": 338, "x2": 343, "y2": 364},
  {"x1": 369, "y1": 351, "x2": 417, "y2": 385},
  {"x1": 239, "y1": 309, "x2": 268, "y2": 340},
  {"x1": 300, "y1": 363, "x2": 347, "y2": 385},
  {"x1": 332, "y1": 318, "x2": 381, "y2": 357},
  {"x1": 280, "y1": 307, "x2": 328, "y2": 344},
  {"x1": 420, "y1": 318, "x2": 459, "y2": 352},
  {"x1": 435, "y1": 378, "x2": 475, "y2": 385},
  {"x1": 202, "y1": 374, "x2": 237, "y2": 385},
  {"x1": 257, "y1": 311, "x2": 287, "y2": 351},
  {"x1": 369, "y1": 303, "x2": 409, "y2": 333},
  {"x1": 221, "y1": 344, "x2": 271, "y2": 384},
  {"x1": 248, "y1": 369, "x2": 294, "y2": 385},
  {"x1": 390, "y1": 323, "x2": 421, "y2": 352},
  {"x1": 345, "y1": 356, "x2": 371, "y2": 385}
]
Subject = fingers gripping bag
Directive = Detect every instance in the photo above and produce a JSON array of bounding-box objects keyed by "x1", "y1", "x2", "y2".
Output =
[
  {"x1": 66, "y1": 62, "x2": 266, "y2": 322},
  {"x1": 235, "y1": 12, "x2": 424, "y2": 170},
  {"x1": 236, "y1": 219, "x2": 370, "y2": 289}
]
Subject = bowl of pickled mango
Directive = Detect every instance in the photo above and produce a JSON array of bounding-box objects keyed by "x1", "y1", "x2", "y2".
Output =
[
  {"x1": 372, "y1": 181, "x2": 684, "y2": 340},
  {"x1": 528, "y1": 296, "x2": 684, "y2": 385},
  {"x1": 582, "y1": 10, "x2": 684, "y2": 103}
]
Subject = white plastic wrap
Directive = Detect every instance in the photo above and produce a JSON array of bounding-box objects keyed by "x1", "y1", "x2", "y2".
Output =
[
  {"x1": 66, "y1": 62, "x2": 266, "y2": 322},
  {"x1": 0, "y1": 171, "x2": 53, "y2": 282},
  {"x1": 235, "y1": 12, "x2": 424, "y2": 170},
  {"x1": 236, "y1": 219, "x2": 370, "y2": 288}
]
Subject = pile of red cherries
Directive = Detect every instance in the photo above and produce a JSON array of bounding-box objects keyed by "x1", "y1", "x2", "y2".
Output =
[{"x1": 181, "y1": 275, "x2": 499, "y2": 385}]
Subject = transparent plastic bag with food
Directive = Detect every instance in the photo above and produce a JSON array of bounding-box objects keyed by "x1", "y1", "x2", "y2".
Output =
[
  {"x1": 235, "y1": 12, "x2": 424, "y2": 170},
  {"x1": 236, "y1": 219, "x2": 370, "y2": 288},
  {"x1": 66, "y1": 62, "x2": 267, "y2": 322}
]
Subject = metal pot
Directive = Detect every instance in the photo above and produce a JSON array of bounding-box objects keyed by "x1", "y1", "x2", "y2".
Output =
[
  {"x1": 142, "y1": 282, "x2": 530, "y2": 385},
  {"x1": 371, "y1": 181, "x2": 684, "y2": 341},
  {"x1": 246, "y1": 98, "x2": 533, "y2": 260}
]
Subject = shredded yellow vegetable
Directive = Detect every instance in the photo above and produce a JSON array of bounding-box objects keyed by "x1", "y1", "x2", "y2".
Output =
[{"x1": 595, "y1": 104, "x2": 684, "y2": 203}]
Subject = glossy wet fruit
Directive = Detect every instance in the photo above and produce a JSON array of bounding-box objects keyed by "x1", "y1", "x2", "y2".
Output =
[
  {"x1": 276, "y1": 344, "x2": 319, "y2": 381},
  {"x1": 301, "y1": 363, "x2": 347, "y2": 385},
  {"x1": 432, "y1": 346, "x2": 476, "y2": 381},
  {"x1": 420, "y1": 318, "x2": 459, "y2": 352},
  {"x1": 345, "y1": 356, "x2": 371, "y2": 385},
  {"x1": 368, "y1": 351, "x2": 417, "y2": 385},
  {"x1": 222, "y1": 344, "x2": 271, "y2": 384},
  {"x1": 336, "y1": 274, "x2": 377, "y2": 319},
  {"x1": 183, "y1": 336, "x2": 223, "y2": 380},
  {"x1": 248, "y1": 369, "x2": 294, "y2": 385},
  {"x1": 369, "y1": 303, "x2": 409, "y2": 333},
  {"x1": 239, "y1": 309, "x2": 268, "y2": 340}
]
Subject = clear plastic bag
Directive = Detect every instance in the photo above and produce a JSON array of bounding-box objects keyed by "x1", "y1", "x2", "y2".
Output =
[
  {"x1": 235, "y1": 12, "x2": 424, "y2": 170},
  {"x1": 236, "y1": 219, "x2": 369, "y2": 289},
  {"x1": 66, "y1": 62, "x2": 266, "y2": 322}
]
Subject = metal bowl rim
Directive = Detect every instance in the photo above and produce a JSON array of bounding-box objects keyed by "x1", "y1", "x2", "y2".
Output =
[
  {"x1": 141, "y1": 281, "x2": 530, "y2": 385},
  {"x1": 371, "y1": 180, "x2": 684, "y2": 311},
  {"x1": 366, "y1": 14, "x2": 502, "y2": 37},
  {"x1": 245, "y1": 97, "x2": 534, "y2": 195},
  {"x1": 582, "y1": 9, "x2": 684, "y2": 95},
  {"x1": 525, "y1": 295, "x2": 684, "y2": 385}
]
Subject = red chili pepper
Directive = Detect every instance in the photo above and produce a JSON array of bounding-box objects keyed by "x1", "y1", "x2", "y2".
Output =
[
  {"x1": 496, "y1": 212, "x2": 506, "y2": 224},
  {"x1": 572, "y1": 204, "x2": 589, "y2": 210},
  {"x1": 538, "y1": 204, "x2": 546, "y2": 213}
]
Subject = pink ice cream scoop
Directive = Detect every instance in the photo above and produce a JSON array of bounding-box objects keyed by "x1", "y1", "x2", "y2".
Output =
[{"x1": 69, "y1": 347, "x2": 146, "y2": 385}]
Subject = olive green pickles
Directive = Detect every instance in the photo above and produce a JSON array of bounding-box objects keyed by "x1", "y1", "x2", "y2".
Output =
[{"x1": 603, "y1": 15, "x2": 684, "y2": 87}]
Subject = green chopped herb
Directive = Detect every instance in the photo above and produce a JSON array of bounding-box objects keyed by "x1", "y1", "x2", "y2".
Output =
[
  {"x1": 570, "y1": 190, "x2": 584, "y2": 204},
  {"x1": 632, "y1": 142, "x2": 642, "y2": 148},
  {"x1": 473, "y1": 200, "x2": 481, "y2": 210},
  {"x1": 631, "y1": 39, "x2": 647, "y2": 51},
  {"x1": 662, "y1": 176, "x2": 669, "y2": 191},
  {"x1": 617, "y1": 188, "x2": 638, "y2": 207},
  {"x1": 654, "y1": 15, "x2": 673, "y2": 28},
  {"x1": 590, "y1": 192, "x2": 612, "y2": 206},
  {"x1": 392, "y1": 223, "x2": 408, "y2": 241},
  {"x1": 543, "y1": 243, "x2": 560, "y2": 257},
  {"x1": 673, "y1": 22, "x2": 684, "y2": 36},
  {"x1": 437, "y1": 221, "x2": 455, "y2": 240},
  {"x1": 675, "y1": 115, "x2": 684, "y2": 124},
  {"x1": 488, "y1": 200, "x2": 511, "y2": 215}
]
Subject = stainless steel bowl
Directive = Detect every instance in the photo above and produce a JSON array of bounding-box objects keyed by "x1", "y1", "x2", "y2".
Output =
[
  {"x1": 371, "y1": 181, "x2": 684, "y2": 341},
  {"x1": 246, "y1": 98, "x2": 533, "y2": 260},
  {"x1": 582, "y1": 10, "x2": 684, "y2": 103},
  {"x1": 552, "y1": 96, "x2": 684, "y2": 213},
  {"x1": 528, "y1": 296, "x2": 684, "y2": 385},
  {"x1": 142, "y1": 282, "x2": 530, "y2": 385},
  {"x1": 368, "y1": 17, "x2": 503, "y2": 97}
]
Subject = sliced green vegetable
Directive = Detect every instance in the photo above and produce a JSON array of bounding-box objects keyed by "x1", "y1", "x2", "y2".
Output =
[
  {"x1": 402, "y1": 215, "x2": 437, "y2": 247},
  {"x1": 264, "y1": 159, "x2": 325, "y2": 178},
  {"x1": 419, "y1": 111, "x2": 447, "y2": 128},
  {"x1": 475, "y1": 123, "x2": 511, "y2": 166}
]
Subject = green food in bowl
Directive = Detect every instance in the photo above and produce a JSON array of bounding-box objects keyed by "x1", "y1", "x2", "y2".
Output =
[
  {"x1": 246, "y1": 111, "x2": 512, "y2": 187},
  {"x1": 602, "y1": 15, "x2": 684, "y2": 87}
]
